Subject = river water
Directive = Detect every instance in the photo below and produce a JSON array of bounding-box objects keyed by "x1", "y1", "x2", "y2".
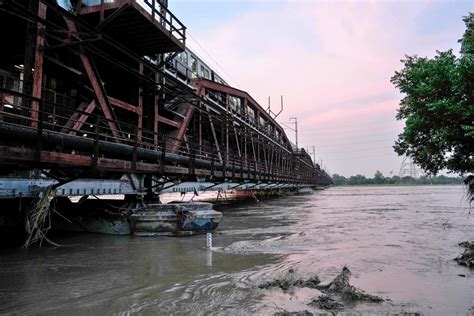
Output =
[{"x1": 0, "y1": 185, "x2": 473, "y2": 315}]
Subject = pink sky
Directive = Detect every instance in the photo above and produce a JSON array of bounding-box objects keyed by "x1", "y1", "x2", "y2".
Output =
[{"x1": 174, "y1": 0, "x2": 473, "y2": 177}]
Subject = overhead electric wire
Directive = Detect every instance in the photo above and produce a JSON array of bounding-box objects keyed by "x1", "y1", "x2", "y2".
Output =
[
  {"x1": 311, "y1": 138, "x2": 395, "y2": 148},
  {"x1": 187, "y1": 32, "x2": 240, "y2": 88},
  {"x1": 316, "y1": 146, "x2": 399, "y2": 155},
  {"x1": 328, "y1": 153, "x2": 397, "y2": 161},
  {"x1": 303, "y1": 114, "x2": 404, "y2": 126},
  {"x1": 301, "y1": 121, "x2": 404, "y2": 134},
  {"x1": 302, "y1": 123, "x2": 403, "y2": 134}
]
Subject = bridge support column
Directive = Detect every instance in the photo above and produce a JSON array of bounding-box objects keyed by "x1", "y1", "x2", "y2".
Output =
[
  {"x1": 30, "y1": 1, "x2": 47, "y2": 129},
  {"x1": 153, "y1": 71, "x2": 160, "y2": 148},
  {"x1": 144, "y1": 175, "x2": 160, "y2": 203},
  {"x1": 138, "y1": 63, "x2": 144, "y2": 143}
]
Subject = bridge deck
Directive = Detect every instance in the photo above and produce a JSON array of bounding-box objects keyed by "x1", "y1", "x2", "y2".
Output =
[{"x1": 79, "y1": 0, "x2": 186, "y2": 54}]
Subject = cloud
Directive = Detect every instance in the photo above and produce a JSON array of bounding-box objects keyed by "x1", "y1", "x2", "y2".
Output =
[{"x1": 183, "y1": 0, "x2": 470, "y2": 176}]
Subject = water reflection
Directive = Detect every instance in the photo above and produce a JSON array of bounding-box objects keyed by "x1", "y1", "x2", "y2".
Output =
[{"x1": 206, "y1": 249, "x2": 213, "y2": 267}]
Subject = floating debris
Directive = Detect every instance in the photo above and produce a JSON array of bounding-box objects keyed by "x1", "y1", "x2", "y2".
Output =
[
  {"x1": 293, "y1": 276, "x2": 322, "y2": 289},
  {"x1": 308, "y1": 294, "x2": 344, "y2": 310},
  {"x1": 260, "y1": 266, "x2": 383, "y2": 313},
  {"x1": 259, "y1": 279, "x2": 293, "y2": 291},
  {"x1": 316, "y1": 266, "x2": 384, "y2": 302},
  {"x1": 340, "y1": 285, "x2": 384, "y2": 302},
  {"x1": 455, "y1": 241, "x2": 474, "y2": 268},
  {"x1": 317, "y1": 266, "x2": 351, "y2": 292},
  {"x1": 258, "y1": 268, "x2": 321, "y2": 291}
]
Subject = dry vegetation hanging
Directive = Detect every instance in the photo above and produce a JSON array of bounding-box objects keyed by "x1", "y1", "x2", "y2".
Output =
[{"x1": 23, "y1": 187, "x2": 59, "y2": 248}]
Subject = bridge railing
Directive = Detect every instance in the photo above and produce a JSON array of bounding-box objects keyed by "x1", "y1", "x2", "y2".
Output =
[{"x1": 80, "y1": 0, "x2": 186, "y2": 46}]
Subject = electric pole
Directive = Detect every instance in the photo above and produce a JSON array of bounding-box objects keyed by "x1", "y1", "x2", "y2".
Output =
[
  {"x1": 307, "y1": 145, "x2": 316, "y2": 165},
  {"x1": 289, "y1": 117, "x2": 298, "y2": 151}
]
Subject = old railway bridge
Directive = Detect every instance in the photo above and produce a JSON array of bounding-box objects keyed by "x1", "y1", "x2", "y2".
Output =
[{"x1": 0, "y1": 0, "x2": 332, "y2": 204}]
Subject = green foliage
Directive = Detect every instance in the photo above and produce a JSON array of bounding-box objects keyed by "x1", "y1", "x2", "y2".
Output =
[
  {"x1": 331, "y1": 173, "x2": 347, "y2": 186},
  {"x1": 460, "y1": 13, "x2": 474, "y2": 55},
  {"x1": 373, "y1": 170, "x2": 385, "y2": 184},
  {"x1": 331, "y1": 172, "x2": 463, "y2": 186},
  {"x1": 391, "y1": 13, "x2": 474, "y2": 175}
]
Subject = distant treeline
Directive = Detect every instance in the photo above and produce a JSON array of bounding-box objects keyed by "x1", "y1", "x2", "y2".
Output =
[{"x1": 332, "y1": 171, "x2": 464, "y2": 186}]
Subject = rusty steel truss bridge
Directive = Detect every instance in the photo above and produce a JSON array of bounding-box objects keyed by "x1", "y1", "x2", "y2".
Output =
[{"x1": 0, "y1": 0, "x2": 332, "y2": 200}]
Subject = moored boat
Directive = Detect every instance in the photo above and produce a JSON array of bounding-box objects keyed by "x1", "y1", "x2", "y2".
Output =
[
  {"x1": 130, "y1": 202, "x2": 222, "y2": 236},
  {"x1": 170, "y1": 202, "x2": 222, "y2": 235}
]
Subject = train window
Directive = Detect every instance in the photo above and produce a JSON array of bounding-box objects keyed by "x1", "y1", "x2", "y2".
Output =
[
  {"x1": 178, "y1": 52, "x2": 188, "y2": 65},
  {"x1": 208, "y1": 90, "x2": 220, "y2": 103},
  {"x1": 165, "y1": 54, "x2": 176, "y2": 72},
  {"x1": 229, "y1": 96, "x2": 241, "y2": 114},
  {"x1": 259, "y1": 116, "x2": 266, "y2": 128},
  {"x1": 201, "y1": 65, "x2": 210, "y2": 79},
  {"x1": 217, "y1": 92, "x2": 225, "y2": 103},
  {"x1": 212, "y1": 73, "x2": 226, "y2": 85},
  {"x1": 247, "y1": 106, "x2": 255, "y2": 124},
  {"x1": 82, "y1": 0, "x2": 114, "y2": 6},
  {"x1": 190, "y1": 55, "x2": 197, "y2": 75}
]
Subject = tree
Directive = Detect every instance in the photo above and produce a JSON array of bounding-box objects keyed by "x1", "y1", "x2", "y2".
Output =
[
  {"x1": 346, "y1": 175, "x2": 368, "y2": 185},
  {"x1": 391, "y1": 14, "x2": 474, "y2": 175},
  {"x1": 332, "y1": 173, "x2": 347, "y2": 185},
  {"x1": 373, "y1": 170, "x2": 385, "y2": 184},
  {"x1": 460, "y1": 13, "x2": 474, "y2": 55},
  {"x1": 388, "y1": 175, "x2": 401, "y2": 184}
]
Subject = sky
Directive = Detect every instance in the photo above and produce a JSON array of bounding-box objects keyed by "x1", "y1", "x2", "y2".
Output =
[{"x1": 169, "y1": 0, "x2": 474, "y2": 177}]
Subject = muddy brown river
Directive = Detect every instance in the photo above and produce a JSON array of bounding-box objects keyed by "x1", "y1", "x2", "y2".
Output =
[{"x1": 0, "y1": 185, "x2": 473, "y2": 315}]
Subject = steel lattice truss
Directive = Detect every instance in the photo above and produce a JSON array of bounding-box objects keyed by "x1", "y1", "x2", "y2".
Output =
[{"x1": 0, "y1": 0, "x2": 332, "y2": 195}]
